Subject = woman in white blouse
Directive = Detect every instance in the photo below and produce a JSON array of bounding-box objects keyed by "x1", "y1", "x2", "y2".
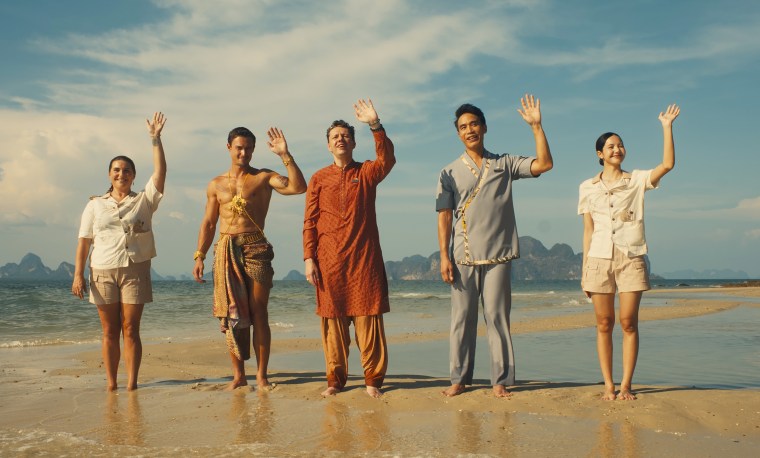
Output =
[
  {"x1": 578, "y1": 104, "x2": 679, "y2": 401},
  {"x1": 71, "y1": 112, "x2": 167, "y2": 391}
]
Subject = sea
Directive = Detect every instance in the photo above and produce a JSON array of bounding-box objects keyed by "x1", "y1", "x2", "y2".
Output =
[{"x1": 1, "y1": 279, "x2": 759, "y2": 389}]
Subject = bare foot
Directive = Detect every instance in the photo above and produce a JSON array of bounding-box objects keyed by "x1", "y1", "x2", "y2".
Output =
[
  {"x1": 442, "y1": 384, "x2": 466, "y2": 397},
  {"x1": 106, "y1": 384, "x2": 118, "y2": 392},
  {"x1": 618, "y1": 388, "x2": 637, "y2": 400},
  {"x1": 126, "y1": 384, "x2": 138, "y2": 392},
  {"x1": 257, "y1": 379, "x2": 276, "y2": 391},
  {"x1": 601, "y1": 385, "x2": 616, "y2": 401},
  {"x1": 493, "y1": 385, "x2": 512, "y2": 398},
  {"x1": 225, "y1": 378, "x2": 248, "y2": 391},
  {"x1": 366, "y1": 386, "x2": 383, "y2": 398},
  {"x1": 321, "y1": 386, "x2": 341, "y2": 397}
]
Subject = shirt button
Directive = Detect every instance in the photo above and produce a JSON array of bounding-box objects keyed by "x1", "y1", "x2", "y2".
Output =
[
  {"x1": 612, "y1": 231, "x2": 616, "y2": 234},
  {"x1": 610, "y1": 204, "x2": 613, "y2": 207},
  {"x1": 612, "y1": 218, "x2": 616, "y2": 222}
]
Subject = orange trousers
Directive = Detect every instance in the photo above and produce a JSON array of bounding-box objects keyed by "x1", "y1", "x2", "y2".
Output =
[{"x1": 320, "y1": 315, "x2": 388, "y2": 389}]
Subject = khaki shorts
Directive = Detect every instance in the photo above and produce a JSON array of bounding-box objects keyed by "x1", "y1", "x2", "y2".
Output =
[
  {"x1": 582, "y1": 248, "x2": 650, "y2": 294},
  {"x1": 89, "y1": 260, "x2": 153, "y2": 305}
]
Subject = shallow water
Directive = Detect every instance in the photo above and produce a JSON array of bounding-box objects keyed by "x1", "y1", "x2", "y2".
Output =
[{"x1": 1, "y1": 279, "x2": 757, "y2": 389}]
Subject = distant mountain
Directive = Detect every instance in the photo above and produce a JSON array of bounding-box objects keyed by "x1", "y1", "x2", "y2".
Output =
[
  {"x1": 0, "y1": 253, "x2": 168, "y2": 281},
  {"x1": 385, "y1": 236, "x2": 584, "y2": 281},
  {"x1": 660, "y1": 268, "x2": 749, "y2": 280},
  {"x1": 0, "y1": 253, "x2": 74, "y2": 280},
  {"x1": 282, "y1": 270, "x2": 306, "y2": 281}
]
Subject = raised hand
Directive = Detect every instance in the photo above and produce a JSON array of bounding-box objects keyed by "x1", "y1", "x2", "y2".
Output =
[
  {"x1": 354, "y1": 98, "x2": 379, "y2": 125},
  {"x1": 146, "y1": 112, "x2": 166, "y2": 137},
  {"x1": 266, "y1": 127, "x2": 289, "y2": 157},
  {"x1": 658, "y1": 104, "x2": 680, "y2": 127},
  {"x1": 517, "y1": 94, "x2": 542, "y2": 126}
]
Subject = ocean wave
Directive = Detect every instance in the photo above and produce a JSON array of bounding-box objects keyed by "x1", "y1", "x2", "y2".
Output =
[
  {"x1": 271, "y1": 322, "x2": 294, "y2": 329},
  {"x1": 512, "y1": 291, "x2": 556, "y2": 297},
  {"x1": 0, "y1": 338, "x2": 98, "y2": 348},
  {"x1": 391, "y1": 293, "x2": 449, "y2": 300}
]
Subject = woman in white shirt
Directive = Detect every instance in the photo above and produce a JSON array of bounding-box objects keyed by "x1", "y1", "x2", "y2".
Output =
[
  {"x1": 578, "y1": 104, "x2": 679, "y2": 400},
  {"x1": 71, "y1": 112, "x2": 167, "y2": 391}
]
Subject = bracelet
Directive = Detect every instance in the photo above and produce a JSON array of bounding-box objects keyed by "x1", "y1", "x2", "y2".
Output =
[
  {"x1": 282, "y1": 154, "x2": 292, "y2": 167},
  {"x1": 369, "y1": 119, "x2": 381, "y2": 129},
  {"x1": 193, "y1": 250, "x2": 206, "y2": 261}
]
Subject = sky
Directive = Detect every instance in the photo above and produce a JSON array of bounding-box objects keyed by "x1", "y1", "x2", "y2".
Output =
[{"x1": 1, "y1": 0, "x2": 759, "y2": 279}]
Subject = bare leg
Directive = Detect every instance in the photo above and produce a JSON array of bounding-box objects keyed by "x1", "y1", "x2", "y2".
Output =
[
  {"x1": 618, "y1": 291, "x2": 642, "y2": 400},
  {"x1": 122, "y1": 303, "x2": 145, "y2": 391},
  {"x1": 97, "y1": 303, "x2": 122, "y2": 391},
  {"x1": 226, "y1": 326, "x2": 249, "y2": 391},
  {"x1": 492, "y1": 385, "x2": 512, "y2": 398},
  {"x1": 442, "y1": 383, "x2": 466, "y2": 397},
  {"x1": 249, "y1": 282, "x2": 272, "y2": 389},
  {"x1": 591, "y1": 293, "x2": 617, "y2": 400}
]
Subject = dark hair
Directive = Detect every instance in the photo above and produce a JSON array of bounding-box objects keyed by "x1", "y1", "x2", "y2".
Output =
[
  {"x1": 325, "y1": 120, "x2": 355, "y2": 142},
  {"x1": 227, "y1": 127, "x2": 256, "y2": 145},
  {"x1": 454, "y1": 103, "x2": 486, "y2": 129},
  {"x1": 595, "y1": 132, "x2": 622, "y2": 166},
  {"x1": 107, "y1": 155, "x2": 136, "y2": 193}
]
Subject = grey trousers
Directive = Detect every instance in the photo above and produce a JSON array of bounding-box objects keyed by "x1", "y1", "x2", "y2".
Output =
[{"x1": 449, "y1": 262, "x2": 515, "y2": 386}]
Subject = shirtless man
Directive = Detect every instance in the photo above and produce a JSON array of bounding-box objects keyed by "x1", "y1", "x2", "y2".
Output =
[{"x1": 193, "y1": 126, "x2": 306, "y2": 390}]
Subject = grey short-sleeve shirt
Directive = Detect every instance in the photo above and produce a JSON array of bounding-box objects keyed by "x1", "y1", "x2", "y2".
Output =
[{"x1": 436, "y1": 150, "x2": 535, "y2": 265}]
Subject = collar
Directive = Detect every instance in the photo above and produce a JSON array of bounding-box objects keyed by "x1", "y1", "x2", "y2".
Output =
[
  {"x1": 331, "y1": 160, "x2": 358, "y2": 171},
  {"x1": 103, "y1": 190, "x2": 137, "y2": 202},
  {"x1": 591, "y1": 170, "x2": 631, "y2": 184}
]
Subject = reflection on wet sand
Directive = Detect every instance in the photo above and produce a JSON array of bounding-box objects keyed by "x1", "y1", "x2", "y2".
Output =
[
  {"x1": 590, "y1": 421, "x2": 640, "y2": 457},
  {"x1": 319, "y1": 399, "x2": 392, "y2": 454},
  {"x1": 452, "y1": 410, "x2": 516, "y2": 455},
  {"x1": 103, "y1": 391, "x2": 145, "y2": 446},
  {"x1": 231, "y1": 389, "x2": 274, "y2": 445}
]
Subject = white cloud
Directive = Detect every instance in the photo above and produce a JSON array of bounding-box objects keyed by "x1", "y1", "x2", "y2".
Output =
[{"x1": 168, "y1": 211, "x2": 186, "y2": 221}]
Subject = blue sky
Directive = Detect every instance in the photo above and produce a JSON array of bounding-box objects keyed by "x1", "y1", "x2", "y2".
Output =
[{"x1": 1, "y1": 0, "x2": 759, "y2": 278}]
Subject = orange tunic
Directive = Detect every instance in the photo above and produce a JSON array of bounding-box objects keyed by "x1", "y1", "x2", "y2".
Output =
[{"x1": 303, "y1": 129, "x2": 396, "y2": 318}]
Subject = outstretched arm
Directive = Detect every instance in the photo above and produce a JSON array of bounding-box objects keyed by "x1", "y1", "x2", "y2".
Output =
[
  {"x1": 650, "y1": 104, "x2": 680, "y2": 187},
  {"x1": 517, "y1": 94, "x2": 553, "y2": 176},
  {"x1": 267, "y1": 127, "x2": 307, "y2": 195},
  {"x1": 146, "y1": 112, "x2": 167, "y2": 193},
  {"x1": 355, "y1": 98, "x2": 396, "y2": 177}
]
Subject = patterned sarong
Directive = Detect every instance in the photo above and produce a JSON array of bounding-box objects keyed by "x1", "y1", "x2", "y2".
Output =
[{"x1": 213, "y1": 231, "x2": 274, "y2": 360}]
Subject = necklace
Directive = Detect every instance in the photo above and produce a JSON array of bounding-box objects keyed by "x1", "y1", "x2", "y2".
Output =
[
  {"x1": 224, "y1": 170, "x2": 264, "y2": 235},
  {"x1": 227, "y1": 171, "x2": 250, "y2": 217}
]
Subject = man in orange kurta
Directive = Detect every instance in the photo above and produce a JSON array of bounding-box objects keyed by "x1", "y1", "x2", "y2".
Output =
[{"x1": 303, "y1": 99, "x2": 395, "y2": 398}]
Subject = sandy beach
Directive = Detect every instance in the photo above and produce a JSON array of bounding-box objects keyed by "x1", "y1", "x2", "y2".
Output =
[{"x1": 1, "y1": 287, "x2": 758, "y2": 456}]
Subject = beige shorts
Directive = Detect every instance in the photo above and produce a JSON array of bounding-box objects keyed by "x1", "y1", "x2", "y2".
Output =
[
  {"x1": 89, "y1": 260, "x2": 153, "y2": 305},
  {"x1": 582, "y1": 247, "x2": 650, "y2": 294}
]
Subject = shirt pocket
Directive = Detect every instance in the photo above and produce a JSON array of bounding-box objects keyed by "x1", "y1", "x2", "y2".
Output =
[{"x1": 623, "y1": 220, "x2": 646, "y2": 247}]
